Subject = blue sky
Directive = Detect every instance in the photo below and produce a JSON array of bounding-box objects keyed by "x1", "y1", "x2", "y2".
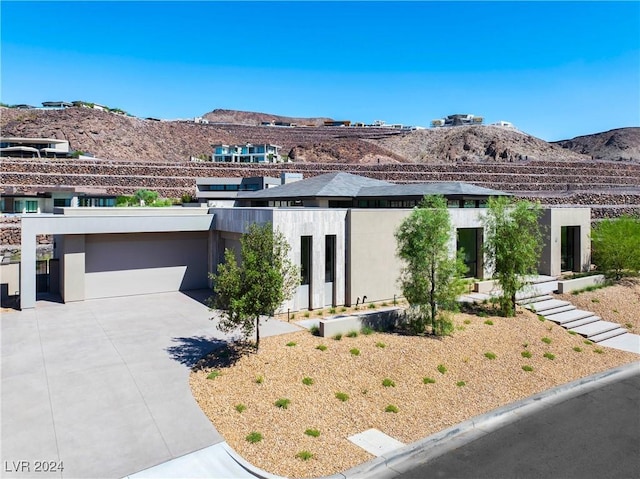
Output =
[{"x1": 1, "y1": 1, "x2": 639, "y2": 141}]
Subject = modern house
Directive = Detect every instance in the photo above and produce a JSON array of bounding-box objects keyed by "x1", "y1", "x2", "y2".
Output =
[
  {"x1": 41, "y1": 101, "x2": 73, "y2": 109},
  {"x1": 431, "y1": 114, "x2": 484, "y2": 128},
  {"x1": 0, "y1": 137, "x2": 71, "y2": 158},
  {"x1": 12, "y1": 172, "x2": 591, "y2": 312},
  {"x1": 195, "y1": 176, "x2": 282, "y2": 207},
  {"x1": 212, "y1": 143, "x2": 282, "y2": 163},
  {"x1": 1, "y1": 186, "x2": 116, "y2": 214}
]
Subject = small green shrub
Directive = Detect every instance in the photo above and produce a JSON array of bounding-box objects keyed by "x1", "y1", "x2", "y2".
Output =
[
  {"x1": 361, "y1": 326, "x2": 374, "y2": 335},
  {"x1": 456, "y1": 381, "x2": 466, "y2": 387},
  {"x1": 302, "y1": 377, "x2": 314, "y2": 386},
  {"x1": 235, "y1": 404, "x2": 246, "y2": 413},
  {"x1": 477, "y1": 311, "x2": 489, "y2": 318},
  {"x1": 522, "y1": 365, "x2": 534, "y2": 372},
  {"x1": 537, "y1": 315, "x2": 546, "y2": 322},
  {"x1": 568, "y1": 330, "x2": 577, "y2": 335},
  {"x1": 376, "y1": 342, "x2": 386, "y2": 348},
  {"x1": 382, "y1": 378, "x2": 395, "y2": 387},
  {"x1": 484, "y1": 352, "x2": 497, "y2": 360},
  {"x1": 255, "y1": 375, "x2": 264, "y2": 384},
  {"x1": 304, "y1": 429, "x2": 320, "y2": 437},
  {"x1": 329, "y1": 307, "x2": 336, "y2": 314},
  {"x1": 437, "y1": 364, "x2": 447, "y2": 374},
  {"x1": 296, "y1": 450, "x2": 313, "y2": 461},
  {"x1": 316, "y1": 344, "x2": 327, "y2": 351},
  {"x1": 584, "y1": 340, "x2": 593, "y2": 345},
  {"x1": 207, "y1": 370, "x2": 221, "y2": 380},
  {"x1": 316, "y1": 309, "x2": 324, "y2": 316},
  {"x1": 594, "y1": 348, "x2": 604, "y2": 354},
  {"x1": 591, "y1": 298, "x2": 600, "y2": 303},
  {"x1": 385, "y1": 404, "x2": 399, "y2": 413},
  {"x1": 381, "y1": 302, "x2": 389, "y2": 307},
  {"x1": 246, "y1": 432, "x2": 263, "y2": 443},
  {"x1": 368, "y1": 303, "x2": 376, "y2": 309},
  {"x1": 484, "y1": 319, "x2": 494, "y2": 325},
  {"x1": 521, "y1": 351, "x2": 532, "y2": 358},
  {"x1": 543, "y1": 352, "x2": 555, "y2": 360},
  {"x1": 275, "y1": 398, "x2": 291, "y2": 409},
  {"x1": 333, "y1": 333, "x2": 342, "y2": 341},
  {"x1": 423, "y1": 377, "x2": 436, "y2": 384},
  {"x1": 309, "y1": 325, "x2": 320, "y2": 336},
  {"x1": 335, "y1": 392, "x2": 349, "y2": 402},
  {"x1": 304, "y1": 312, "x2": 310, "y2": 318},
  {"x1": 463, "y1": 319, "x2": 471, "y2": 325},
  {"x1": 541, "y1": 337, "x2": 552, "y2": 344},
  {"x1": 573, "y1": 347, "x2": 583, "y2": 352},
  {"x1": 350, "y1": 348, "x2": 360, "y2": 356},
  {"x1": 286, "y1": 341, "x2": 297, "y2": 347},
  {"x1": 346, "y1": 330, "x2": 358, "y2": 338},
  {"x1": 625, "y1": 322, "x2": 633, "y2": 329},
  {"x1": 340, "y1": 307, "x2": 347, "y2": 312}
]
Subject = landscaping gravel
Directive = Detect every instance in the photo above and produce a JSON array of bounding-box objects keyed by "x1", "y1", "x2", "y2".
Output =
[{"x1": 190, "y1": 306, "x2": 638, "y2": 478}]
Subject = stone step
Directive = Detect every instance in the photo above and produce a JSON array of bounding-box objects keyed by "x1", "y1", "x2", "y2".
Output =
[
  {"x1": 544, "y1": 309, "x2": 595, "y2": 325},
  {"x1": 522, "y1": 299, "x2": 571, "y2": 313},
  {"x1": 562, "y1": 316, "x2": 601, "y2": 329},
  {"x1": 569, "y1": 321, "x2": 623, "y2": 338},
  {"x1": 588, "y1": 328, "x2": 629, "y2": 343}
]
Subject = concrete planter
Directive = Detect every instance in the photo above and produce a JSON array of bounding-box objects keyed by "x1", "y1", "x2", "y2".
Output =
[
  {"x1": 556, "y1": 274, "x2": 605, "y2": 294},
  {"x1": 318, "y1": 307, "x2": 404, "y2": 337}
]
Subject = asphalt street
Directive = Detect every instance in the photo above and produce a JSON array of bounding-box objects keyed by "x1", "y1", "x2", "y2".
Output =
[{"x1": 395, "y1": 371, "x2": 640, "y2": 479}]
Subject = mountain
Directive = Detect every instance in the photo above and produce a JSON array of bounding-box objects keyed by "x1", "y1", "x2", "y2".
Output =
[
  {"x1": 553, "y1": 128, "x2": 640, "y2": 162},
  {"x1": 0, "y1": 106, "x2": 636, "y2": 163}
]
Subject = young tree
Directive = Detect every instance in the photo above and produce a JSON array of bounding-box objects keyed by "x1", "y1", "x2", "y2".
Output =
[
  {"x1": 134, "y1": 189, "x2": 158, "y2": 206},
  {"x1": 210, "y1": 222, "x2": 299, "y2": 349},
  {"x1": 591, "y1": 215, "x2": 640, "y2": 280},
  {"x1": 395, "y1": 195, "x2": 467, "y2": 335},
  {"x1": 483, "y1": 197, "x2": 543, "y2": 317}
]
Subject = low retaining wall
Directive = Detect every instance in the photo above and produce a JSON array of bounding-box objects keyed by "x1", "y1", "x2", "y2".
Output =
[
  {"x1": 557, "y1": 274, "x2": 606, "y2": 294},
  {"x1": 319, "y1": 308, "x2": 404, "y2": 337}
]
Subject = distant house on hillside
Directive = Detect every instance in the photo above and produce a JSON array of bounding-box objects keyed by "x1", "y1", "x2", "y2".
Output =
[
  {"x1": 211, "y1": 143, "x2": 282, "y2": 163},
  {"x1": 431, "y1": 114, "x2": 484, "y2": 128},
  {"x1": 41, "y1": 101, "x2": 73, "y2": 109},
  {"x1": 0, "y1": 137, "x2": 71, "y2": 159}
]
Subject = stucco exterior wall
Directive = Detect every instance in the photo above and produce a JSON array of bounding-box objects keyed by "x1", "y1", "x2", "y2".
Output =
[{"x1": 539, "y1": 208, "x2": 591, "y2": 276}]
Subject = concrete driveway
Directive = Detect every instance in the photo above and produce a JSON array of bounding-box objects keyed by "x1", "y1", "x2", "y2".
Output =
[{"x1": 1, "y1": 291, "x2": 300, "y2": 478}]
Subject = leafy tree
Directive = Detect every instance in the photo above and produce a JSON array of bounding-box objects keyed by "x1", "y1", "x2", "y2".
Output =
[
  {"x1": 395, "y1": 195, "x2": 467, "y2": 335},
  {"x1": 134, "y1": 189, "x2": 158, "y2": 206},
  {"x1": 483, "y1": 197, "x2": 543, "y2": 317},
  {"x1": 210, "y1": 222, "x2": 299, "y2": 348},
  {"x1": 591, "y1": 215, "x2": 640, "y2": 280}
]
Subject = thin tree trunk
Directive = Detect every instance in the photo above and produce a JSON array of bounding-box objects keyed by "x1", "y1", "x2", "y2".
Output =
[{"x1": 255, "y1": 316, "x2": 260, "y2": 349}]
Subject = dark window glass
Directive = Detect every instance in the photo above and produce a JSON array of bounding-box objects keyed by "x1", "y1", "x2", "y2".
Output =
[
  {"x1": 301, "y1": 236, "x2": 312, "y2": 285},
  {"x1": 325, "y1": 235, "x2": 336, "y2": 283}
]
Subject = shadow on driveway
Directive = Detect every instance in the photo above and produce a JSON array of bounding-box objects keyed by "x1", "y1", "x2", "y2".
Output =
[{"x1": 165, "y1": 335, "x2": 226, "y2": 368}]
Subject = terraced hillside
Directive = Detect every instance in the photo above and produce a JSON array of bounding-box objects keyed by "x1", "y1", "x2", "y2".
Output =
[{"x1": 2, "y1": 158, "x2": 639, "y2": 219}]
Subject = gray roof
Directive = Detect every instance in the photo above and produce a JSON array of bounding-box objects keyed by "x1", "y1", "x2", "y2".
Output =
[
  {"x1": 238, "y1": 172, "x2": 509, "y2": 201},
  {"x1": 239, "y1": 172, "x2": 391, "y2": 199},
  {"x1": 358, "y1": 182, "x2": 510, "y2": 198}
]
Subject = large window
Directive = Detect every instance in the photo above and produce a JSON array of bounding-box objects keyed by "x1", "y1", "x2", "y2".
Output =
[
  {"x1": 457, "y1": 228, "x2": 479, "y2": 278},
  {"x1": 301, "y1": 236, "x2": 312, "y2": 285},
  {"x1": 325, "y1": 235, "x2": 336, "y2": 283}
]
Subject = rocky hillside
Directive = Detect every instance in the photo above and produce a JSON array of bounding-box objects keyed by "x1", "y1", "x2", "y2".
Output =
[
  {"x1": 553, "y1": 128, "x2": 640, "y2": 162},
  {"x1": 4, "y1": 106, "x2": 634, "y2": 164},
  {"x1": 202, "y1": 108, "x2": 331, "y2": 126}
]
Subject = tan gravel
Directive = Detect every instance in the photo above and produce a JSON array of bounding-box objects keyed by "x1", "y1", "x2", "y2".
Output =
[
  {"x1": 556, "y1": 278, "x2": 640, "y2": 333},
  {"x1": 190, "y1": 306, "x2": 638, "y2": 478}
]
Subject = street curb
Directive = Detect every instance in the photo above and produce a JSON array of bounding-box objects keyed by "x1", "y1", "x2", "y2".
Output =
[{"x1": 319, "y1": 361, "x2": 640, "y2": 479}]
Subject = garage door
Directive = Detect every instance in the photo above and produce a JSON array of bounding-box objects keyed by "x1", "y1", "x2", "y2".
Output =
[{"x1": 84, "y1": 232, "x2": 208, "y2": 300}]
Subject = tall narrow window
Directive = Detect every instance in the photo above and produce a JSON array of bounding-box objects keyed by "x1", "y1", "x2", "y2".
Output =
[
  {"x1": 325, "y1": 235, "x2": 336, "y2": 283},
  {"x1": 301, "y1": 236, "x2": 312, "y2": 285}
]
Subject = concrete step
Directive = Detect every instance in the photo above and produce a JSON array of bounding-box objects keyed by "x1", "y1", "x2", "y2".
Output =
[
  {"x1": 562, "y1": 316, "x2": 601, "y2": 329},
  {"x1": 598, "y1": 333, "x2": 640, "y2": 354},
  {"x1": 569, "y1": 321, "x2": 623, "y2": 338},
  {"x1": 544, "y1": 309, "x2": 595, "y2": 325},
  {"x1": 589, "y1": 328, "x2": 629, "y2": 343},
  {"x1": 538, "y1": 305, "x2": 576, "y2": 316},
  {"x1": 522, "y1": 299, "x2": 571, "y2": 313},
  {"x1": 517, "y1": 294, "x2": 553, "y2": 305}
]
